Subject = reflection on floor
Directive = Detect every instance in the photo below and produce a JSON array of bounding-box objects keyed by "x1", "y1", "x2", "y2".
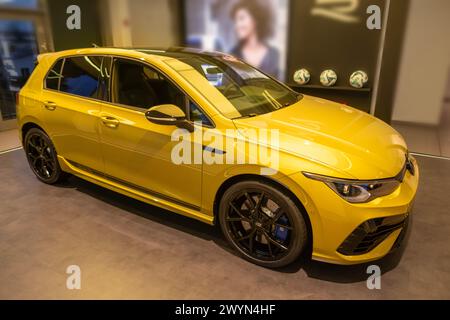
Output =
[
  {"x1": 0, "y1": 149, "x2": 449, "y2": 299},
  {"x1": 0, "y1": 129, "x2": 20, "y2": 153},
  {"x1": 393, "y1": 100, "x2": 450, "y2": 158}
]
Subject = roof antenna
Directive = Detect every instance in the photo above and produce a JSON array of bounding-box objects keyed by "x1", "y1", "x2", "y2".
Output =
[{"x1": 92, "y1": 43, "x2": 100, "y2": 48}]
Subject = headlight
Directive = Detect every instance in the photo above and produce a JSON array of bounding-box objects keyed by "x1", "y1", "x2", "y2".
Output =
[{"x1": 302, "y1": 172, "x2": 401, "y2": 203}]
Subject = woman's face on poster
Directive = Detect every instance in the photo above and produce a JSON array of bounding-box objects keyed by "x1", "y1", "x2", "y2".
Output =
[{"x1": 234, "y1": 8, "x2": 257, "y2": 41}]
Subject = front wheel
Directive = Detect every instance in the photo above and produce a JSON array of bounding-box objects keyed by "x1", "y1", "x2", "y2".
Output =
[{"x1": 218, "y1": 180, "x2": 308, "y2": 268}]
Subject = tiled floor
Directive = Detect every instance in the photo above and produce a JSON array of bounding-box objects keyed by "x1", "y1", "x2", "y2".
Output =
[
  {"x1": 0, "y1": 149, "x2": 449, "y2": 299},
  {"x1": 0, "y1": 129, "x2": 21, "y2": 153},
  {"x1": 392, "y1": 123, "x2": 441, "y2": 156},
  {"x1": 392, "y1": 101, "x2": 450, "y2": 158},
  {"x1": 393, "y1": 122, "x2": 450, "y2": 158}
]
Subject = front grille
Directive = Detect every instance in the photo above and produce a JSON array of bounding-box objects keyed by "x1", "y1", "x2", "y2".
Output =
[{"x1": 337, "y1": 214, "x2": 407, "y2": 256}]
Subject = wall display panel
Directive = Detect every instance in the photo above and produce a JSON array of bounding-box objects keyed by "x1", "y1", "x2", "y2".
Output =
[{"x1": 184, "y1": 0, "x2": 290, "y2": 81}]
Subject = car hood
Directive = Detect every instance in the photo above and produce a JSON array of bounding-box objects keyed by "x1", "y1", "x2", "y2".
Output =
[{"x1": 232, "y1": 95, "x2": 407, "y2": 180}]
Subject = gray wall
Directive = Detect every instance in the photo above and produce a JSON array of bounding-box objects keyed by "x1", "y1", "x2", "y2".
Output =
[
  {"x1": 129, "y1": 0, "x2": 181, "y2": 47},
  {"x1": 392, "y1": 0, "x2": 450, "y2": 125}
]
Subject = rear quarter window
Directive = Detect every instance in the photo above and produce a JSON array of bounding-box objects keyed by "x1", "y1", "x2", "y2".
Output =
[{"x1": 45, "y1": 59, "x2": 63, "y2": 90}]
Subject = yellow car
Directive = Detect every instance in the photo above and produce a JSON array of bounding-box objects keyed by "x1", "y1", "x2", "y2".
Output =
[{"x1": 17, "y1": 47, "x2": 419, "y2": 268}]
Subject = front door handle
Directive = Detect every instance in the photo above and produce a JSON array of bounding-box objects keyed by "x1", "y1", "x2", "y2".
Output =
[
  {"x1": 203, "y1": 145, "x2": 226, "y2": 154},
  {"x1": 101, "y1": 116, "x2": 120, "y2": 128},
  {"x1": 44, "y1": 101, "x2": 57, "y2": 111}
]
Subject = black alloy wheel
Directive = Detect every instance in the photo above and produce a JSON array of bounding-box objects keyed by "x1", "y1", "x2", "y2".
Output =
[
  {"x1": 219, "y1": 180, "x2": 308, "y2": 268},
  {"x1": 24, "y1": 128, "x2": 66, "y2": 184}
]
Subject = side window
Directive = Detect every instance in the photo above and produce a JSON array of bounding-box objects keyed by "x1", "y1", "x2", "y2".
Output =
[
  {"x1": 143, "y1": 67, "x2": 162, "y2": 80},
  {"x1": 60, "y1": 56, "x2": 102, "y2": 99},
  {"x1": 45, "y1": 59, "x2": 63, "y2": 90},
  {"x1": 112, "y1": 58, "x2": 185, "y2": 110},
  {"x1": 189, "y1": 101, "x2": 212, "y2": 126}
]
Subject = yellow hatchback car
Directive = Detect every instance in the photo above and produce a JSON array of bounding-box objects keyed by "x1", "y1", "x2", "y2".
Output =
[{"x1": 17, "y1": 47, "x2": 419, "y2": 268}]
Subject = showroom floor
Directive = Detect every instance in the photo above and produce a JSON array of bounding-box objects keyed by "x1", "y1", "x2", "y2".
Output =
[
  {"x1": 0, "y1": 129, "x2": 20, "y2": 152},
  {"x1": 0, "y1": 149, "x2": 449, "y2": 299}
]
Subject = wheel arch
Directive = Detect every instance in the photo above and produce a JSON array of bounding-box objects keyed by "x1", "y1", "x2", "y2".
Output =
[
  {"x1": 213, "y1": 174, "x2": 313, "y2": 256},
  {"x1": 21, "y1": 121, "x2": 46, "y2": 144}
]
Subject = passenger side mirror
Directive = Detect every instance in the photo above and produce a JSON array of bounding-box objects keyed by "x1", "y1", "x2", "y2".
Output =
[{"x1": 145, "y1": 104, "x2": 194, "y2": 132}]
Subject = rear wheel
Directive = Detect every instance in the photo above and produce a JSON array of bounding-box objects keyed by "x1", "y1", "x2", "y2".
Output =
[
  {"x1": 24, "y1": 128, "x2": 67, "y2": 184},
  {"x1": 218, "y1": 180, "x2": 308, "y2": 268}
]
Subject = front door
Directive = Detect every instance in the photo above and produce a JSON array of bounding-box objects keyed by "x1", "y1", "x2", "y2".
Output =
[{"x1": 99, "y1": 58, "x2": 204, "y2": 210}]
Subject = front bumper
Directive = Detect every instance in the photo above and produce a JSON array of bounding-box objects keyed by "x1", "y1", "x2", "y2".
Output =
[{"x1": 288, "y1": 158, "x2": 419, "y2": 265}]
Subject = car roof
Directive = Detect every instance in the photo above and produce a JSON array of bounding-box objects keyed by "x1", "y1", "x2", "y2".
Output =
[
  {"x1": 50, "y1": 47, "x2": 227, "y2": 62},
  {"x1": 132, "y1": 47, "x2": 227, "y2": 59}
]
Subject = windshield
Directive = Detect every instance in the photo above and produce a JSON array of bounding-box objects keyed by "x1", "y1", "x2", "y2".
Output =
[{"x1": 178, "y1": 55, "x2": 302, "y2": 119}]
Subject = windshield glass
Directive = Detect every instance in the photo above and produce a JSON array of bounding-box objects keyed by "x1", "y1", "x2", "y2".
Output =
[{"x1": 178, "y1": 55, "x2": 302, "y2": 119}]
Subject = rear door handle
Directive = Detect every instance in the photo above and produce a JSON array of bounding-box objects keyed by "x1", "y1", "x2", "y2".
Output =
[
  {"x1": 44, "y1": 101, "x2": 57, "y2": 111},
  {"x1": 101, "y1": 116, "x2": 120, "y2": 128}
]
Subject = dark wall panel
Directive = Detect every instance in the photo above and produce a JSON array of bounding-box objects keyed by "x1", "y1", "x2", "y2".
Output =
[
  {"x1": 374, "y1": 0, "x2": 410, "y2": 123},
  {"x1": 47, "y1": 0, "x2": 102, "y2": 51},
  {"x1": 287, "y1": 0, "x2": 385, "y2": 112}
]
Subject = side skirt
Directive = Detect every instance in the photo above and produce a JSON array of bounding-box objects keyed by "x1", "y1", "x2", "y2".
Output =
[{"x1": 58, "y1": 156, "x2": 214, "y2": 225}]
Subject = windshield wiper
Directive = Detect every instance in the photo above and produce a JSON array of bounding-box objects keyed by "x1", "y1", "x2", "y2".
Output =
[
  {"x1": 232, "y1": 113, "x2": 258, "y2": 120},
  {"x1": 281, "y1": 93, "x2": 303, "y2": 108}
]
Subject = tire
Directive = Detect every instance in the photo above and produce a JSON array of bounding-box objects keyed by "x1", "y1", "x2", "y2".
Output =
[
  {"x1": 218, "y1": 180, "x2": 308, "y2": 268},
  {"x1": 24, "y1": 128, "x2": 67, "y2": 184}
]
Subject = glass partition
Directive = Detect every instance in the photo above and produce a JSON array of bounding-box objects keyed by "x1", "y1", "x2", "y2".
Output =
[{"x1": 0, "y1": 19, "x2": 38, "y2": 120}]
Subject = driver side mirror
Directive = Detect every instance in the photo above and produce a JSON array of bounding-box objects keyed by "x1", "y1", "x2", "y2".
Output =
[{"x1": 145, "y1": 104, "x2": 194, "y2": 132}]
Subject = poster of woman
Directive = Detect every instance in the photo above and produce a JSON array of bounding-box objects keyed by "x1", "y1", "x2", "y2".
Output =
[{"x1": 185, "y1": 0, "x2": 290, "y2": 81}]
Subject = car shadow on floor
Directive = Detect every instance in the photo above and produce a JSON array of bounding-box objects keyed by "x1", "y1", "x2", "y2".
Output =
[{"x1": 59, "y1": 175, "x2": 409, "y2": 284}]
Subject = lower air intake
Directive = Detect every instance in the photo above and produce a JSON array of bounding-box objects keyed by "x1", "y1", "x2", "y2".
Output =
[{"x1": 337, "y1": 214, "x2": 407, "y2": 256}]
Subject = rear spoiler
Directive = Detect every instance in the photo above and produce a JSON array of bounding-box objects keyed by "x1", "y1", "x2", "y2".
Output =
[{"x1": 35, "y1": 52, "x2": 55, "y2": 65}]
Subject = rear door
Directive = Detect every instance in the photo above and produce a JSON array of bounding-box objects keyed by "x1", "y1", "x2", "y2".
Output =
[{"x1": 40, "y1": 55, "x2": 109, "y2": 173}]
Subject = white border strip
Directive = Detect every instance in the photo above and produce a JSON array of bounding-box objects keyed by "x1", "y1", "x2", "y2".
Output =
[
  {"x1": 1, "y1": 147, "x2": 448, "y2": 162},
  {"x1": 411, "y1": 152, "x2": 450, "y2": 161},
  {"x1": 0, "y1": 146, "x2": 23, "y2": 155}
]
